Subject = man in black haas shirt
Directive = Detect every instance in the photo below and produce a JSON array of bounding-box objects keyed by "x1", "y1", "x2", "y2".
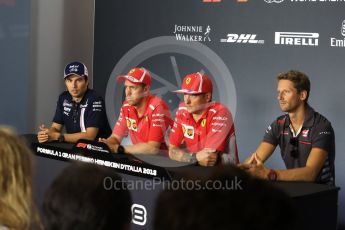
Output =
[
  {"x1": 241, "y1": 70, "x2": 335, "y2": 185},
  {"x1": 37, "y1": 61, "x2": 111, "y2": 143}
]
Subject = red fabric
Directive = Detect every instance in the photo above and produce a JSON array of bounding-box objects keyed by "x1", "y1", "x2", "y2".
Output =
[
  {"x1": 113, "y1": 95, "x2": 172, "y2": 150},
  {"x1": 169, "y1": 102, "x2": 238, "y2": 163}
]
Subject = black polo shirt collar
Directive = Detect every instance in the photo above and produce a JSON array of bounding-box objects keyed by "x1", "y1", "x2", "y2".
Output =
[{"x1": 285, "y1": 103, "x2": 315, "y2": 129}]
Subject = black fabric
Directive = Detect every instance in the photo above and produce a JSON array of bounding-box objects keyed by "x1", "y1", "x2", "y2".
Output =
[
  {"x1": 263, "y1": 105, "x2": 335, "y2": 185},
  {"x1": 52, "y1": 89, "x2": 111, "y2": 139}
]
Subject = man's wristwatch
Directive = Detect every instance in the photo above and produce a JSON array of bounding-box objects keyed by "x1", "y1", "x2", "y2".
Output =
[
  {"x1": 58, "y1": 134, "x2": 65, "y2": 142},
  {"x1": 117, "y1": 145, "x2": 125, "y2": 154},
  {"x1": 267, "y1": 169, "x2": 277, "y2": 181}
]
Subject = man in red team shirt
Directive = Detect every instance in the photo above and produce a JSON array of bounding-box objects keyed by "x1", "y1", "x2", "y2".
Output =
[
  {"x1": 169, "y1": 72, "x2": 239, "y2": 166},
  {"x1": 99, "y1": 67, "x2": 172, "y2": 155}
]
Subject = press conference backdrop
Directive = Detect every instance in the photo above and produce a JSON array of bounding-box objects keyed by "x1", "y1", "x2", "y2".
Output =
[{"x1": 94, "y1": 0, "x2": 345, "y2": 228}]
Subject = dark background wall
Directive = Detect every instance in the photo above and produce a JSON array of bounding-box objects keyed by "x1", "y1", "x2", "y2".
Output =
[
  {"x1": 93, "y1": 0, "x2": 345, "y2": 227},
  {"x1": 1, "y1": 0, "x2": 95, "y2": 224}
]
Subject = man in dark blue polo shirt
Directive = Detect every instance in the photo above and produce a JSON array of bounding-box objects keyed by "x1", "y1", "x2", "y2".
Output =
[
  {"x1": 241, "y1": 70, "x2": 335, "y2": 185},
  {"x1": 37, "y1": 61, "x2": 111, "y2": 143}
]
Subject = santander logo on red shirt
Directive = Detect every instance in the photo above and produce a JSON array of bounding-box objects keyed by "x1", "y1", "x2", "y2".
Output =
[
  {"x1": 182, "y1": 124, "x2": 195, "y2": 139},
  {"x1": 126, "y1": 118, "x2": 138, "y2": 132}
]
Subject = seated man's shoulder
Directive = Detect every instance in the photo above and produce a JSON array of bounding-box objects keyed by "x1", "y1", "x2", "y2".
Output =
[
  {"x1": 121, "y1": 100, "x2": 131, "y2": 108},
  {"x1": 314, "y1": 111, "x2": 333, "y2": 128},
  {"x1": 167, "y1": 102, "x2": 187, "y2": 121},
  {"x1": 211, "y1": 102, "x2": 228, "y2": 111},
  {"x1": 209, "y1": 102, "x2": 232, "y2": 116},
  {"x1": 148, "y1": 95, "x2": 169, "y2": 109},
  {"x1": 59, "y1": 90, "x2": 71, "y2": 98},
  {"x1": 84, "y1": 89, "x2": 104, "y2": 101},
  {"x1": 58, "y1": 91, "x2": 72, "y2": 104},
  {"x1": 274, "y1": 114, "x2": 288, "y2": 124},
  {"x1": 176, "y1": 102, "x2": 188, "y2": 113}
]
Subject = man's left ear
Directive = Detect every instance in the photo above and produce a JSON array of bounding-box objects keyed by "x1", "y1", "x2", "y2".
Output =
[
  {"x1": 85, "y1": 78, "x2": 89, "y2": 88},
  {"x1": 144, "y1": 85, "x2": 150, "y2": 93},
  {"x1": 300, "y1": 90, "x2": 307, "y2": 101},
  {"x1": 206, "y1": 92, "x2": 212, "y2": 102}
]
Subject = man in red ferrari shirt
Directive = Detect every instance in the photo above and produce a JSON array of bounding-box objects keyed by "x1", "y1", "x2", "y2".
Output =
[
  {"x1": 99, "y1": 67, "x2": 172, "y2": 155},
  {"x1": 169, "y1": 72, "x2": 239, "y2": 166}
]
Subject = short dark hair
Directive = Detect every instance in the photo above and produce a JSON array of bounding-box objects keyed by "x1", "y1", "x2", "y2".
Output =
[
  {"x1": 43, "y1": 163, "x2": 132, "y2": 230},
  {"x1": 154, "y1": 166, "x2": 298, "y2": 230},
  {"x1": 277, "y1": 70, "x2": 311, "y2": 102}
]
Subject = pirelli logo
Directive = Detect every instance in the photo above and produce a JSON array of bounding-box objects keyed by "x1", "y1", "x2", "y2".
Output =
[{"x1": 275, "y1": 32, "x2": 319, "y2": 46}]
